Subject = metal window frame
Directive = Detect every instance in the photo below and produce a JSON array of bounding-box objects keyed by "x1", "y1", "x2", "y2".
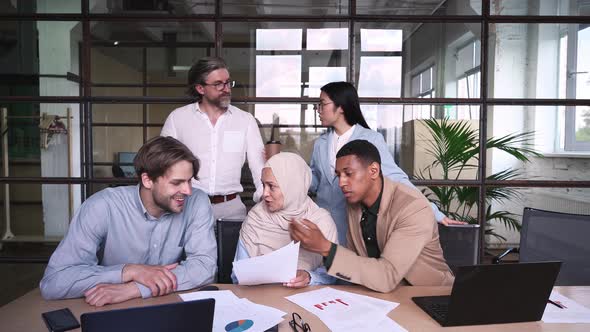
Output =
[
  {"x1": 564, "y1": 24, "x2": 590, "y2": 151},
  {"x1": 0, "y1": 1, "x2": 589, "y2": 260}
]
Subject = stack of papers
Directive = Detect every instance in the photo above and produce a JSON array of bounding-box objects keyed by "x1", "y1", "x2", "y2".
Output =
[
  {"x1": 233, "y1": 241, "x2": 299, "y2": 285},
  {"x1": 542, "y1": 291, "x2": 590, "y2": 323},
  {"x1": 286, "y1": 287, "x2": 407, "y2": 331},
  {"x1": 180, "y1": 290, "x2": 286, "y2": 332}
]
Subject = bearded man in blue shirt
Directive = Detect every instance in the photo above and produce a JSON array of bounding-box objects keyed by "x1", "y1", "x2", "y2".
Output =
[{"x1": 40, "y1": 136, "x2": 217, "y2": 306}]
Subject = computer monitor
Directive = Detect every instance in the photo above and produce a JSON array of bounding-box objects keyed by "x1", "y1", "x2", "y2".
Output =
[{"x1": 117, "y1": 152, "x2": 137, "y2": 178}]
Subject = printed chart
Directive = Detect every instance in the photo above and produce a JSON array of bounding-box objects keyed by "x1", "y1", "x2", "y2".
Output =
[
  {"x1": 225, "y1": 319, "x2": 254, "y2": 332},
  {"x1": 286, "y1": 287, "x2": 407, "y2": 331},
  {"x1": 313, "y1": 298, "x2": 349, "y2": 311}
]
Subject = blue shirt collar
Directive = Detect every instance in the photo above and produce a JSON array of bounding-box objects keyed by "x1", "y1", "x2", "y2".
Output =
[{"x1": 135, "y1": 184, "x2": 172, "y2": 221}]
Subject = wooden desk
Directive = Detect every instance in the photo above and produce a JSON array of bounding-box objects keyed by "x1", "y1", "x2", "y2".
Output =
[{"x1": 1, "y1": 285, "x2": 589, "y2": 331}]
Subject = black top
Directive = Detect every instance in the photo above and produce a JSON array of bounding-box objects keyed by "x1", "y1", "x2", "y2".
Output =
[{"x1": 360, "y1": 186, "x2": 382, "y2": 259}]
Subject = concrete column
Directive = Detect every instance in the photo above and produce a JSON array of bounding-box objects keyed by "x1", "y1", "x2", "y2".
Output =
[{"x1": 36, "y1": 0, "x2": 82, "y2": 237}]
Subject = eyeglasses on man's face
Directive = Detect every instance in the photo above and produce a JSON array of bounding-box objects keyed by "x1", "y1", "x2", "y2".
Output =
[
  {"x1": 201, "y1": 80, "x2": 236, "y2": 91},
  {"x1": 289, "y1": 312, "x2": 311, "y2": 332},
  {"x1": 313, "y1": 101, "x2": 333, "y2": 112}
]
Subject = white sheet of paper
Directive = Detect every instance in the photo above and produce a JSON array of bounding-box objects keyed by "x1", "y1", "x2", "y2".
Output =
[
  {"x1": 542, "y1": 291, "x2": 590, "y2": 323},
  {"x1": 373, "y1": 316, "x2": 408, "y2": 332},
  {"x1": 233, "y1": 241, "x2": 299, "y2": 285},
  {"x1": 344, "y1": 290, "x2": 401, "y2": 313},
  {"x1": 286, "y1": 287, "x2": 406, "y2": 331},
  {"x1": 211, "y1": 298, "x2": 284, "y2": 332},
  {"x1": 179, "y1": 290, "x2": 239, "y2": 303},
  {"x1": 326, "y1": 315, "x2": 408, "y2": 332},
  {"x1": 180, "y1": 290, "x2": 286, "y2": 332}
]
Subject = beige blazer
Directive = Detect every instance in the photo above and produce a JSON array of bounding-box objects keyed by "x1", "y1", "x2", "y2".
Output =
[{"x1": 327, "y1": 177, "x2": 454, "y2": 293}]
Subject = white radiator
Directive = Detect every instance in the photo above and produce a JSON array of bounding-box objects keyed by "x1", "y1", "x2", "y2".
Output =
[{"x1": 528, "y1": 190, "x2": 590, "y2": 216}]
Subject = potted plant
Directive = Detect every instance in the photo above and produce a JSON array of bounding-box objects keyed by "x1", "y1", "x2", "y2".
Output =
[{"x1": 417, "y1": 117, "x2": 543, "y2": 241}]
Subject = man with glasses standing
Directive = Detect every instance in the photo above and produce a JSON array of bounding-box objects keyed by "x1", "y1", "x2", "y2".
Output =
[{"x1": 161, "y1": 57, "x2": 265, "y2": 221}]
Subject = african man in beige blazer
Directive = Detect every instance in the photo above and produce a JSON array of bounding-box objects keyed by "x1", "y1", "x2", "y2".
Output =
[{"x1": 291, "y1": 139, "x2": 454, "y2": 293}]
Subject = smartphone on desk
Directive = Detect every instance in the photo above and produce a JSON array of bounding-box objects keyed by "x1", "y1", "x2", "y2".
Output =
[{"x1": 41, "y1": 308, "x2": 80, "y2": 332}]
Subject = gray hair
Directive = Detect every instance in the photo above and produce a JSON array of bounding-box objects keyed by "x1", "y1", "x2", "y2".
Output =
[{"x1": 186, "y1": 57, "x2": 229, "y2": 100}]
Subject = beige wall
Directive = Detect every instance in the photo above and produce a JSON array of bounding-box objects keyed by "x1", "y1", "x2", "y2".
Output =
[
  {"x1": 91, "y1": 50, "x2": 144, "y2": 171},
  {"x1": 401, "y1": 119, "x2": 480, "y2": 179}
]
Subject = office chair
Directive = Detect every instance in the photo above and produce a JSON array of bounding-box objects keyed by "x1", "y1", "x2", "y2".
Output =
[
  {"x1": 216, "y1": 219, "x2": 244, "y2": 284},
  {"x1": 112, "y1": 164, "x2": 125, "y2": 178},
  {"x1": 494, "y1": 207, "x2": 590, "y2": 286},
  {"x1": 437, "y1": 224, "x2": 480, "y2": 272}
]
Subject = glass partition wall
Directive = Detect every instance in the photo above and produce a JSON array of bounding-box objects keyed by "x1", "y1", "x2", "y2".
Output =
[{"x1": 1, "y1": 0, "x2": 589, "y2": 259}]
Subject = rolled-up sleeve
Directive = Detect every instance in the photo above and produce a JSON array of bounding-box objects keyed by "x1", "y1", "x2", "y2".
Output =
[
  {"x1": 171, "y1": 191, "x2": 217, "y2": 290},
  {"x1": 40, "y1": 193, "x2": 124, "y2": 300}
]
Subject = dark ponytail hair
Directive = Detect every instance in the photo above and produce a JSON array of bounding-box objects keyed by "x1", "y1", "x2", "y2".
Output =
[{"x1": 320, "y1": 81, "x2": 370, "y2": 129}]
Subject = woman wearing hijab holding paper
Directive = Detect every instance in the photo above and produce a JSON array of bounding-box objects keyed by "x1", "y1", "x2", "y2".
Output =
[{"x1": 233, "y1": 152, "x2": 338, "y2": 287}]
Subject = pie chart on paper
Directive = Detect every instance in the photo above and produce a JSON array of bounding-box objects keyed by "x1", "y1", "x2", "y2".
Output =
[{"x1": 225, "y1": 319, "x2": 254, "y2": 332}]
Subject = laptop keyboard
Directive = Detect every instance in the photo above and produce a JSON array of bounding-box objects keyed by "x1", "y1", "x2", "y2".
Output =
[
  {"x1": 413, "y1": 296, "x2": 451, "y2": 324},
  {"x1": 428, "y1": 303, "x2": 449, "y2": 321}
]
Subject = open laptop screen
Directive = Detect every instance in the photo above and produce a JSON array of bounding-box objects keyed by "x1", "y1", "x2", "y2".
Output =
[
  {"x1": 81, "y1": 298, "x2": 215, "y2": 332},
  {"x1": 413, "y1": 261, "x2": 561, "y2": 326}
]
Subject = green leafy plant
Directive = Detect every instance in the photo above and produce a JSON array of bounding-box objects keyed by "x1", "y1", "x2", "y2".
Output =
[{"x1": 417, "y1": 117, "x2": 543, "y2": 241}]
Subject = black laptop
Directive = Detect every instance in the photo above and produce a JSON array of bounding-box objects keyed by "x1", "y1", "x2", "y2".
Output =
[
  {"x1": 412, "y1": 261, "x2": 562, "y2": 327},
  {"x1": 81, "y1": 299, "x2": 215, "y2": 332}
]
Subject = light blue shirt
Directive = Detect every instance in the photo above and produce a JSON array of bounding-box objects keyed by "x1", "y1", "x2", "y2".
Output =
[
  {"x1": 310, "y1": 127, "x2": 446, "y2": 245},
  {"x1": 231, "y1": 239, "x2": 336, "y2": 286},
  {"x1": 40, "y1": 185, "x2": 217, "y2": 300}
]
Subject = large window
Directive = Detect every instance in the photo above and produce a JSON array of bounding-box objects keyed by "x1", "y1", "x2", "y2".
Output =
[
  {"x1": 455, "y1": 40, "x2": 480, "y2": 120},
  {"x1": 1, "y1": 0, "x2": 589, "y2": 257},
  {"x1": 562, "y1": 25, "x2": 590, "y2": 151},
  {"x1": 412, "y1": 66, "x2": 435, "y2": 99}
]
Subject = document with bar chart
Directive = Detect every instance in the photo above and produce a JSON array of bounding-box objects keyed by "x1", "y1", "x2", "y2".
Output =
[{"x1": 285, "y1": 287, "x2": 407, "y2": 331}]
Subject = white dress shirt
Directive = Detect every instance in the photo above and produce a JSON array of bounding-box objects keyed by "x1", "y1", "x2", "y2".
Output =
[
  {"x1": 329, "y1": 124, "x2": 357, "y2": 173},
  {"x1": 161, "y1": 102, "x2": 265, "y2": 202}
]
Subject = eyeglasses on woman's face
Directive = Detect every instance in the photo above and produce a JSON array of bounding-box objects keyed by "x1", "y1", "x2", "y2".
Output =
[{"x1": 313, "y1": 101, "x2": 333, "y2": 113}]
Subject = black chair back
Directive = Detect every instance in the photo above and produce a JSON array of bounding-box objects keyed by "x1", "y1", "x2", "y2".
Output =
[
  {"x1": 216, "y1": 219, "x2": 243, "y2": 284},
  {"x1": 520, "y1": 207, "x2": 590, "y2": 286},
  {"x1": 438, "y1": 224, "x2": 480, "y2": 272}
]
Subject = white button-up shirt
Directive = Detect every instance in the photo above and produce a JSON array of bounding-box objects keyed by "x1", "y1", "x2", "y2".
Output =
[
  {"x1": 161, "y1": 102, "x2": 264, "y2": 202},
  {"x1": 329, "y1": 124, "x2": 357, "y2": 173}
]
